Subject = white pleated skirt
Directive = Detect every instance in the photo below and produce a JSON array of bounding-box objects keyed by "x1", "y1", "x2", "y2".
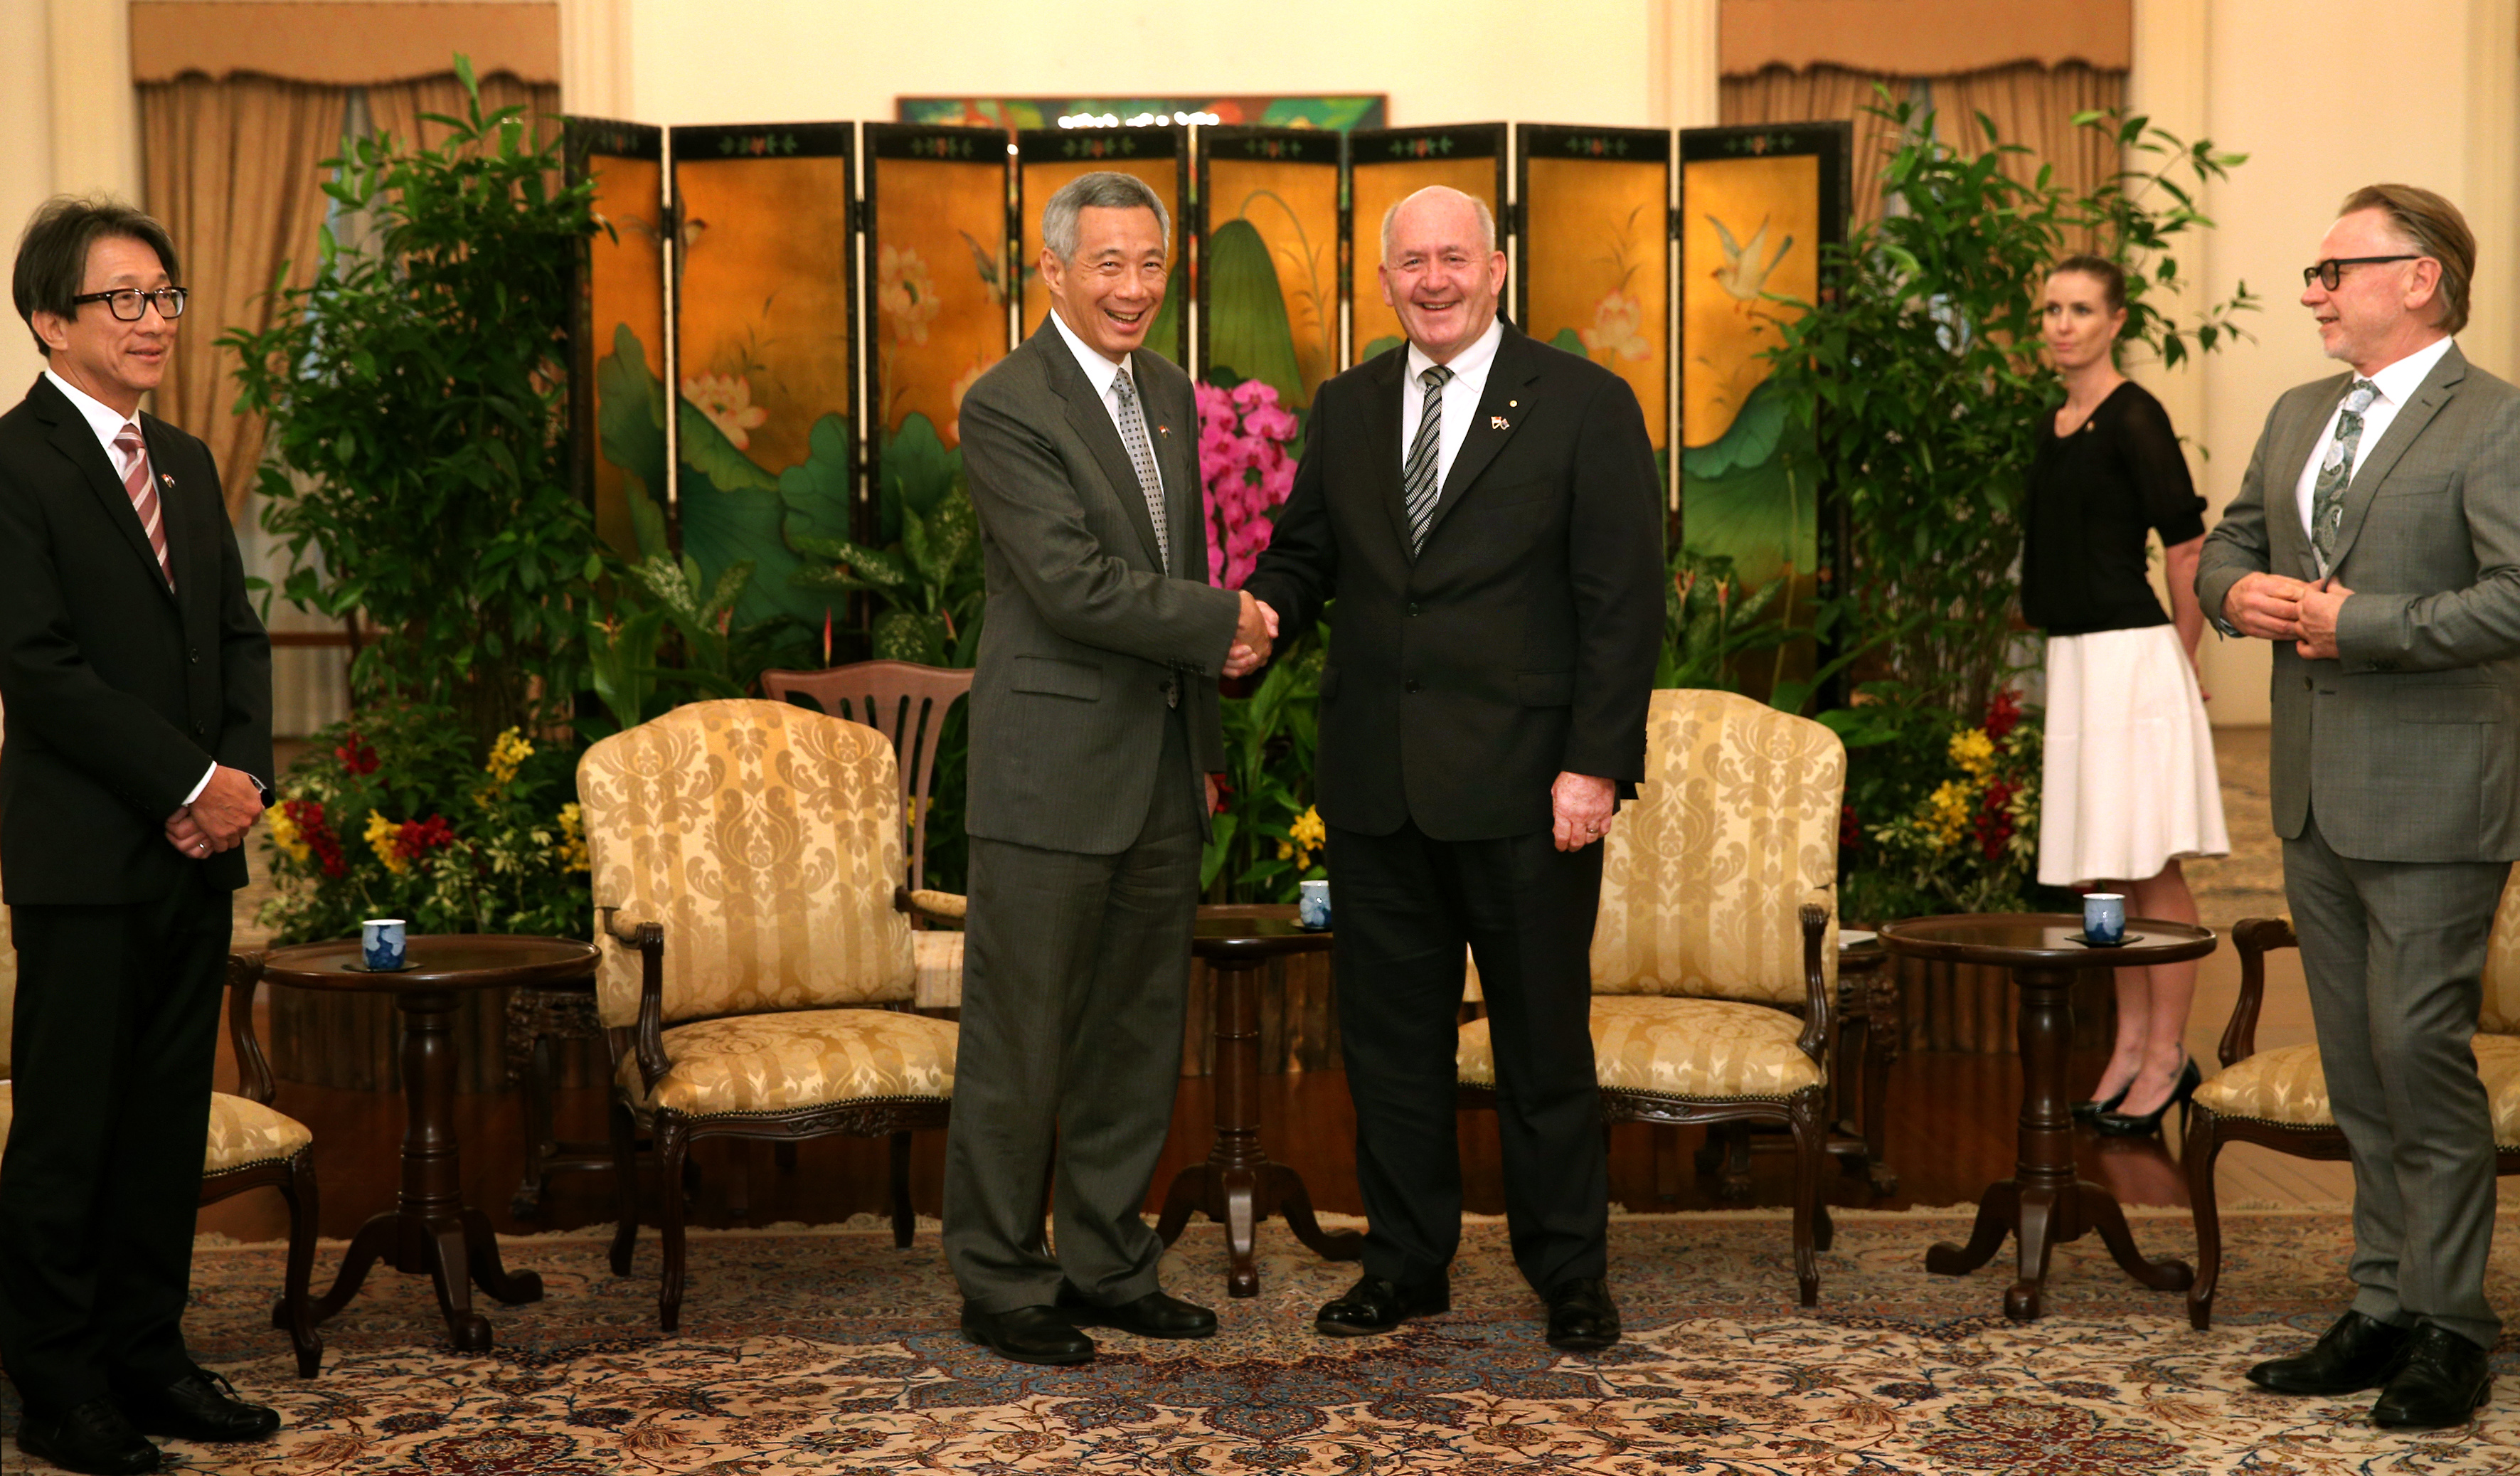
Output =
[{"x1": 2038, "y1": 625, "x2": 2229, "y2": 888}]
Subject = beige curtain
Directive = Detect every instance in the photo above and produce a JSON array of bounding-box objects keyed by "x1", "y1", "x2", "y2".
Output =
[
  {"x1": 140, "y1": 75, "x2": 350, "y2": 518},
  {"x1": 1721, "y1": 65, "x2": 1909, "y2": 227},
  {"x1": 363, "y1": 70, "x2": 560, "y2": 159}
]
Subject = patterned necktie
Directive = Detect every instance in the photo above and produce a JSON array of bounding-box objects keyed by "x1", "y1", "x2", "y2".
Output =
[
  {"x1": 112, "y1": 424, "x2": 175, "y2": 589},
  {"x1": 2308, "y1": 378, "x2": 2380, "y2": 576},
  {"x1": 1403, "y1": 364, "x2": 1454, "y2": 553},
  {"x1": 1110, "y1": 363, "x2": 1169, "y2": 570}
]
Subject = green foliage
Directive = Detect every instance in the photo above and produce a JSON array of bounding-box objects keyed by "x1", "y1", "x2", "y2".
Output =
[
  {"x1": 1755, "y1": 98, "x2": 2254, "y2": 715},
  {"x1": 1831, "y1": 690, "x2": 2047, "y2": 923},
  {"x1": 1204, "y1": 626, "x2": 1327, "y2": 901},
  {"x1": 792, "y1": 413, "x2": 986, "y2": 667},
  {"x1": 223, "y1": 57, "x2": 602, "y2": 752}
]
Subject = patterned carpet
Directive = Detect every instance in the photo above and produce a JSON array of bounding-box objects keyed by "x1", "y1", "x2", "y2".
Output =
[{"x1": 8, "y1": 1209, "x2": 2520, "y2": 1472}]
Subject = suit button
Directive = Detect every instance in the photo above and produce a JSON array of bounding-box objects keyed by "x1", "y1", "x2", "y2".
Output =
[
  {"x1": 2303, "y1": 677, "x2": 2313, "y2": 691},
  {"x1": 1407, "y1": 602, "x2": 1421, "y2": 617},
  {"x1": 188, "y1": 648, "x2": 198, "y2": 664},
  {"x1": 1404, "y1": 679, "x2": 1422, "y2": 694},
  {"x1": 191, "y1": 721, "x2": 205, "y2": 736}
]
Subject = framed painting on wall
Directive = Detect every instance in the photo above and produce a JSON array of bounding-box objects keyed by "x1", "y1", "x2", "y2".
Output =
[
  {"x1": 1345, "y1": 123, "x2": 1508, "y2": 366},
  {"x1": 900, "y1": 95, "x2": 1386, "y2": 133},
  {"x1": 667, "y1": 122, "x2": 859, "y2": 630},
  {"x1": 1014, "y1": 125, "x2": 1189, "y2": 366},
  {"x1": 565, "y1": 117, "x2": 666, "y2": 563}
]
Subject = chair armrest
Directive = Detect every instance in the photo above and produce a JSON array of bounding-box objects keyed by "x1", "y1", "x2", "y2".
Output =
[
  {"x1": 2221, "y1": 915, "x2": 2297, "y2": 1068},
  {"x1": 1795, "y1": 894, "x2": 1833, "y2": 1064},
  {"x1": 224, "y1": 949, "x2": 275, "y2": 1105},
  {"x1": 895, "y1": 886, "x2": 968, "y2": 924},
  {"x1": 597, "y1": 905, "x2": 672, "y2": 1093}
]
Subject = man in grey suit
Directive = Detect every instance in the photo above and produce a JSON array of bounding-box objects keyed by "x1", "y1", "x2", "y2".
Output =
[
  {"x1": 944, "y1": 171, "x2": 1276, "y2": 1366},
  {"x1": 2199, "y1": 183, "x2": 2520, "y2": 1429}
]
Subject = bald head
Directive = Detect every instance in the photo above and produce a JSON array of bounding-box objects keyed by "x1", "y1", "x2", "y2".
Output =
[
  {"x1": 1380, "y1": 186, "x2": 1496, "y2": 265},
  {"x1": 1376, "y1": 186, "x2": 1507, "y2": 365}
]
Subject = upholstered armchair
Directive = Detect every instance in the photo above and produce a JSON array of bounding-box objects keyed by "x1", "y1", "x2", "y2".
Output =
[
  {"x1": 0, "y1": 949, "x2": 322, "y2": 1376},
  {"x1": 2184, "y1": 900, "x2": 2520, "y2": 1329},
  {"x1": 578, "y1": 698, "x2": 960, "y2": 1331},
  {"x1": 1457, "y1": 686, "x2": 1846, "y2": 1305}
]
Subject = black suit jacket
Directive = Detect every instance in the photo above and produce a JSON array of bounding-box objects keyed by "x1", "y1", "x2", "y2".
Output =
[
  {"x1": 0, "y1": 375, "x2": 273, "y2": 903},
  {"x1": 1244, "y1": 324, "x2": 1664, "y2": 840}
]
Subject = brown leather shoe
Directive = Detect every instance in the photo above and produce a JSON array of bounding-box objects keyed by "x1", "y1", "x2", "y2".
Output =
[
  {"x1": 1314, "y1": 1273, "x2": 1450, "y2": 1337},
  {"x1": 2245, "y1": 1310, "x2": 2413, "y2": 1396}
]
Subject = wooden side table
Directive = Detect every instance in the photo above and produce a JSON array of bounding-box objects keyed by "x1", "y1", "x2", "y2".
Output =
[
  {"x1": 263, "y1": 934, "x2": 598, "y2": 1350},
  {"x1": 1154, "y1": 905, "x2": 1363, "y2": 1296},
  {"x1": 1878, "y1": 913, "x2": 2213, "y2": 1320}
]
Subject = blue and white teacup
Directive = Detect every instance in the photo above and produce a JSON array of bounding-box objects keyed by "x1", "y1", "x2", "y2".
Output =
[
  {"x1": 362, "y1": 918, "x2": 408, "y2": 970},
  {"x1": 2082, "y1": 893, "x2": 2127, "y2": 947},
  {"x1": 1297, "y1": 878, "x2": 1332, "y2": 930}
]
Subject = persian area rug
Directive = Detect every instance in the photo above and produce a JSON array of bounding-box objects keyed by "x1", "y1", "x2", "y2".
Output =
[{"x1": 8, "y1": 1209, "x2": 2520, "y2": 1473}]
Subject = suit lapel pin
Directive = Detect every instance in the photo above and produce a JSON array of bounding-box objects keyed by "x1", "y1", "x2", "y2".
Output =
[
  {"x1": 1491, "y1": 415, "x2": 1511, "y2": 430},
  {"x1": 160, "y1": 472, "x2": 174, "y2": 488},
  {"x1": 1158, "y1": 424, "x2": 1169, "y2": 436}
]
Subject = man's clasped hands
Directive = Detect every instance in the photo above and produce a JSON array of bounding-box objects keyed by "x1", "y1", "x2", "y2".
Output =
[
  {"x1": 2224, "y1": 570, "x2": 2352, "y2": 660},
  {"x1": 164, "y1": 764, "x2": 267, "y2": 859}
]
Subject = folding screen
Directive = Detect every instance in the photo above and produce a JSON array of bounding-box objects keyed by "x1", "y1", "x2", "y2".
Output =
[
  {"x1": 1196, "y1": 126, "x2": 1342, "y2": 413},
  {"x1": 1014, "y1": 125, "x2": 1189, "y2": 365},
  {"x1": 1344, "y1": 123, "x2": 1508, "y2": 365},
  {"x1": 862, "y1": 123, "x2": 1015, "y2": 556},
  {"x1": 567, "y1": 118, "x2": 666, "y2": 563},
  {"x1": 1516, "y1": 125, "x2": 1674, "y2": 487},
  {"x1": 1676, "y1": 123, "x2": 1848, "y2": 595}
]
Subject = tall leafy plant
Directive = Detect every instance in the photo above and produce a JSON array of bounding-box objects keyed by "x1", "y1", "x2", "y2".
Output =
[
  {"x1": 226, "y1": 58, "x2": 602, "y2": 752},
  {"x1": 1758, "y1": 101, "x2": 2255, "y2": 713}
]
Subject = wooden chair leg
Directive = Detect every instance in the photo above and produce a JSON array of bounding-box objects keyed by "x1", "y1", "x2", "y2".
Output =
[
  {"x1": 657, "y1": 1115, "x2": 692, "y2": 1332},
  {"x1": 889, "y1": 1131, "x2": 915, "y2": 1248},
  {"x1": 2184, "y1": 1105, "x2": 2226, "y2": 1330},
  {"x1": 271, "y1": 1150, "x2": 324, "y2": 1378},
  {"x1": 1652, "y1": 1123, "x2": 1680, "y2": 1202},
  {"x1": 1789, "y1": 1098, "x2": 1825, "y2": 1307},
  {"x1": 607, "y1": 1095, "x2": 641, "y2": 1277}
]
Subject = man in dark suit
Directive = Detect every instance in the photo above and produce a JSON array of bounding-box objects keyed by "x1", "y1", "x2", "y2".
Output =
[
  {"x1": 0, "y1": 197, "x2": 277, "y2": 1474},
  {"x1": 944, "y1": 172, "x2": 1275, "y2": 1366},
  {"x1": 2198, "y1": 184, "x2": 2520, "y2": 1429},
  {"x1": 1243, "y1": 185, "x2": 1663, "y2": 1351}
]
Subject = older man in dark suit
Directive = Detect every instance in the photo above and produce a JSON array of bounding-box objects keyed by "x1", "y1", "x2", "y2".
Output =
[
  {"x1": 1243, "y1": 185, "x2": 1664, "y2": 1352},
  {"x1": 943, "y1": 171, "x2": 1275, "y2": 1366},
  {"x1": 0, "y1": 197, "x2": 276, "y2": 1473},
  {"x1": 2199, "y1": 183, "x2": 2520, "y2": 1429}
]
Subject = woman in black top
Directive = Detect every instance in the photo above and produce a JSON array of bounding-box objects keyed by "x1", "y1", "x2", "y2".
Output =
[{"x1": 2025, "y1": 256, "x2": 2229, "y2": 1137}]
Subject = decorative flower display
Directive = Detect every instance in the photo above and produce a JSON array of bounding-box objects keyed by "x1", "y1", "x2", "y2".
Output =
[
  {"x1": 1580, "y1": 289, "x2": 1652, "y2": 363},
  {"x1": 877, "y1": 244, "x2": 941, "y2": 346},
  {"x1": 1275, "y1": 805, "x2": 1326, "y2": 870},
  {"x1": 681, "y1": 373, "x2": 768, "y2": 450},
  {"x1": 1848, "y1": 690, "x2": 2041, "y2": 918},
  {"x1": 1196, "y1": 378, "x2": 1300, "y2": 588}
]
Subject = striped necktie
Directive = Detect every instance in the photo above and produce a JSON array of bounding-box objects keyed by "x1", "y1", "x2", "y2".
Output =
[
  {"x1": 113, "y1": 423, "x2": 175, "y2": 589},
  {"x1": 1111, "y1": 363, "x2": 1169, "y2": 570},
  {"x1": 1403, "y1": 364, "x2": 1454, "y2": 552}
]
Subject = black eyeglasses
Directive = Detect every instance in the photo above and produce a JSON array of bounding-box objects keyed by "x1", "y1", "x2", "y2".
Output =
[
  {"x1": 69, "y1": 287, "x2": 188, "y2": 321},
  {"x1": 2302, "y1": 255, "x2": 2420, "y2": 291}
]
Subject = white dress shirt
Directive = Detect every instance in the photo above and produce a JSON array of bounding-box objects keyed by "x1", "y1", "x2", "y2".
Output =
[
  {"x1": 43, "y1": 368, "x2": 216, "y2": 805},
  {"x1": 2293, "y1": 335, "x2": 2457, "y2": 543},
  {"x1": 1400, "y1": 318, "x2": 1504, "y2": 493},
  {"x1": 1050, "y1": 307, "x2": 1164, "y2": 498}
]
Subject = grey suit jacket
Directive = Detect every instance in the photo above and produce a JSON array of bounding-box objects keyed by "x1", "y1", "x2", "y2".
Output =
[
  {"x1": 2197, "y1": 343, "x2": 2520, "y2": 862},
  {"x1": 958, "y1": 322, "x2": 1241, "y2": 855}
]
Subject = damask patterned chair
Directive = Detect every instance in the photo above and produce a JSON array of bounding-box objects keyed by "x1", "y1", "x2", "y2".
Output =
[
  {"x1": 579, "y1": 698, "x2": 961, "y2": 1331},
  {"x1": 0, "y1": 949, "x2": 323, "y2": 1376},
  {"x1": 1457, "y1": 686, "x2": 1846, "y2": 1305},
  {"x1": 2184, "y1": 900, "x2": 2520, "y2": 1329}
]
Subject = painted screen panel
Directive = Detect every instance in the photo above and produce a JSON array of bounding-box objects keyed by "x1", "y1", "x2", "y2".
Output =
[
  {"x1": 1014, "y1": 127, "x2": 1187, "y2": 365},
  {"x1": 669, "y1": 124, "x2": 858, "y2": 630},
  {"x1": 1346, "y1": 124, "x2": 1507, "y2": 364},
  {"x1": 1519, "y1": 127, "x2": 1672, "y2": 461},
  {"x1": 1199, "y1": 127, "x2": 1342, "y2": 412},
  {"x1": 567, "y1": 118, "x2": 666, "y2": 563}
]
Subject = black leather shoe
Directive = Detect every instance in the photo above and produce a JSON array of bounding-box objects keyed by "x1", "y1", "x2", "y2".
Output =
[
  {"x1": 2070, "y1": 1085, "x2": 2128, "y2": 1122},
  {"x1": 1055, "y1": 1285, "x2": 1218, "y2": 1339},
  {"x1": 1314, "y1": 1273, "x2": 1450, "y2": 1337},
  {"x1": 17, "y1": 1398, "x2": 161, "y2": 1475},
  {"x1": 115, "y1": 1370, "x2": 280, "y2": 1443},
  {"x1": 1543, "y1": 1277, "x2": 1622, "y2": 1352},
  {"x1": 2093, "y1": 1055, "x2": 2204, "y2": 1137},
  {"x1": 960, "y1": 1303, "x2": 1096, "y2": 1366},
  {"x1": 2246, "y1": 1310, "x2": 2414, "y2": 1395},
  {"x1": 2371, "y1": 1322, "x2": 2493, "y2": 1429}
]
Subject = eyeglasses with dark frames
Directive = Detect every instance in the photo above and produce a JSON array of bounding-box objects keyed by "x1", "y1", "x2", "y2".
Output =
[
  {"x1": 68, "y1": 287, "x2": 188, "y2": 322},
  {"x1": 2301, "y1": 255, "x2": 2420, "y2": 291}
]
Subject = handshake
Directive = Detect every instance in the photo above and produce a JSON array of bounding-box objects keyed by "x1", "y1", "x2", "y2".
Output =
[
  {"x1": 164, "y1": 763, "x2": 267, "y2": 860},
  {"x1": 1224, "y1": 590, "x2": 1280, "y2": 679}
]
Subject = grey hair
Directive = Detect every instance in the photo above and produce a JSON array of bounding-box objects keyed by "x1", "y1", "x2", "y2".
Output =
[
  {"x1": 1041, "y1": 171, "x2": 1171, "y2": 262},
  {"x1": 1381, "y1": 186, "x2": 1496, "y2": 263}
]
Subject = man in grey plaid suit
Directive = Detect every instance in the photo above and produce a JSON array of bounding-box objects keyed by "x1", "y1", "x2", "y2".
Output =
[
  {"x1": 941, "y1": 171, "x2": 1276, "y2": 1366},
  {"x1": 2199, "y1": 184, "x2": 2520, "y2": 1429}
]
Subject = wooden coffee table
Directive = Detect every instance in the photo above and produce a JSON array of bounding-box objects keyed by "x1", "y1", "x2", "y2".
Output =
[
  {"x1": 1154, "y1": 904, "x2": 1363, "y2": 1296},
  {"x1": 1877, "y1": 913, "x2": 2215, "y2": 1320},
  {"x1": 262, "y1": 933, "x2": 599, "y2": 1350}
]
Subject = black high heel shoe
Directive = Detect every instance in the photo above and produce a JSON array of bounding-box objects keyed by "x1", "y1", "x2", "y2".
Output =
[
  {"x1": 2093, "y1": 1054, "x2": 2203, "y2": 1137},
  {"x1": 2071, "y1": 1085, "x2": 2130, "y2": 1123}
]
